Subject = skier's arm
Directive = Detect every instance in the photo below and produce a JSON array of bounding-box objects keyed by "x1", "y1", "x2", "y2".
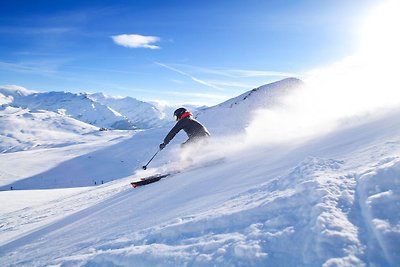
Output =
[{"x1": 163, "y1": 121, "x2": 184, "y2": 146}]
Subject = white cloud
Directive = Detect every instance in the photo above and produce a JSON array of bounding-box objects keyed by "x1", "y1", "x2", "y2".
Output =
[{"x1": 111, "y1": 34, "x2": 161, "y2": 49}]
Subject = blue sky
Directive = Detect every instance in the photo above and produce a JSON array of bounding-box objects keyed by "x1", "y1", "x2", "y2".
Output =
[{"x1": 0, "y1": 0, "x2": 377, "y2": 105}]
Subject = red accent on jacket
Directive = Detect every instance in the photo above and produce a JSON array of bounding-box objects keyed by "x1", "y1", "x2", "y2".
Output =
[{"x1": 180, "y1": 111, "x2": 192, "y2": 120}]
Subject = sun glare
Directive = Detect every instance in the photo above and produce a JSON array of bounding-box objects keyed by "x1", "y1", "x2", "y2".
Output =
[
  {"x1": 304, "y1": 0, "x2": 400, "y2": 117},
  {"x1": 359, "y1": 0, "x2": 400, "y2": 63},
  {"x1": 246, "y1": 0, "x2": 400, "y2": 145}
]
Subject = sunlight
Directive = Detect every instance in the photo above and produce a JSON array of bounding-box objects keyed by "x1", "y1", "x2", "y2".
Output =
[
  {"x1": 246, "y1": 0, "x2": 400, "y2": 145},
  {"x1": 359, "y1": 0, "x2": 400, "y2": 64},
  {"x1": 305, "y1": 0, "x2": 400, "y2": 116}
]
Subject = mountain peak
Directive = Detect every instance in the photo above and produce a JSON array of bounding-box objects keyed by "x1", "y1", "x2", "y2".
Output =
[{"x1": 196, "y1": 78, "x2": 304, "y2": 135}]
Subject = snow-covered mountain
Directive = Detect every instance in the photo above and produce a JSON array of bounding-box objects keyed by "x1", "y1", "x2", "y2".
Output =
[
  {"x1": 0, "y1": 87, "x2": 135, "y2": 130},
  {"x1": 196, "y1": 77, "x2": 303, "y2": 134},
  {"x1": 0, "y1": 78, "x2": 399, "y2": 266},
  {"x1": 88, "y1": 93, "x2": 172, "y2": 129}
]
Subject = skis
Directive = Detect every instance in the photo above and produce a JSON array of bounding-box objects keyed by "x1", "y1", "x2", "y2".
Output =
[
  {"x1": 130, "y1": 173, "x2": 172, "y2": 188},
  {"x1": 131, "y1": 158, "x2": 225, "y2": 188},
  {"x1": 130, "y1": 169, "x2": 182, "y2": 188}
]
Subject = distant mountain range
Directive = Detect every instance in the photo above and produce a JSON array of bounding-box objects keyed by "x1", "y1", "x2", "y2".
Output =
[{"x1": 87, "y1": 93, "x2": 169, "y2": 129}]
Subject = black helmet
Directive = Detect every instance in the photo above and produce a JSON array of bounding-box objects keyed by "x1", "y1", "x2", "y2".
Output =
[{"x1": 173, "y1": 107, "x2": 187, "y2": 121}]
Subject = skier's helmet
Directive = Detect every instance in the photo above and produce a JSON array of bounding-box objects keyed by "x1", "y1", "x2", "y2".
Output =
[{"x1": 173, "y1": 107, "x2": 187, "y2": 121}]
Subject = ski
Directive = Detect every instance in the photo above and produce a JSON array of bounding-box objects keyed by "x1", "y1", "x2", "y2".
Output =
[
  {"x1": 131, "y1": 158, "x2": 225, "y2": 188},
  {"x1": 130, "y1": 173, "x2": 173, "y2": 188},
  {"x1": 131, "y1": 174, "x2": 169, "y2": 188}
]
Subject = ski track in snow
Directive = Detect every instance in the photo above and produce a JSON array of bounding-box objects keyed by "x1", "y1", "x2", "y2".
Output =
[{"x1": 0, "y1": 106, "x2": 399, "y2": 266}]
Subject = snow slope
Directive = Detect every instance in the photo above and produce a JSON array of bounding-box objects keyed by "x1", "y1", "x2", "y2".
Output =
[
  {"x1": 0, "y1": 78, "x2": 399, "y2": 266},
  {"x1": 0, "y1": 127, "x2": 162, "y2": 190},
  {"x1": 0, "y1": 105, "x2": 399, "y2": 266},
  {"x1": 0, "y1": 106, "x2": 102, "y2": 153}
]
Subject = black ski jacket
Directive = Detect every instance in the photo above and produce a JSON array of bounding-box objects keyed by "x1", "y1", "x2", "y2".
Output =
[{"x1": 163, "y1": 116, "x2": 210, "y2": 145}]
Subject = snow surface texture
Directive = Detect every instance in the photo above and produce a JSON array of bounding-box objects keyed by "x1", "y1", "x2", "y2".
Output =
[{"x1": 0, "y1": 79, "x2": 399, "y2": 266}]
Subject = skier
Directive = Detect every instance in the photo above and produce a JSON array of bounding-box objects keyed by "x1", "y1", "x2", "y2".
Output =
[
  {"x1": 140, "y1": 107, "x2": 210, "y2": 171},
  {"x1": 159, "y1": 107, "x2": 210, "y2": 151}
]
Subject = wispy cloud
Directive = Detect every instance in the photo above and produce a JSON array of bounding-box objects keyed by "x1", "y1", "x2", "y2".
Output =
[
  {"x1": 154, "y1": 62, "x2": 296, "y2": 91},
  {"x1": 154, "y1": 62, "x2": 223, "y2": 90},
  {"x1": 112, "y1": 34, "x2": 161, "y2": 49},
  {"x1": 173, "y1": 64, "x2": 296, "y2": 78}
]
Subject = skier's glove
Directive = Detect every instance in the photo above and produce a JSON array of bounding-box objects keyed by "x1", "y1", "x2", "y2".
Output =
[{"x1": 159, "y1": 143, "x2": 166, "y2": 150}]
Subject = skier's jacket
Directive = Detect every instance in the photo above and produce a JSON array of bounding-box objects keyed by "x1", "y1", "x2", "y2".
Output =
[{"x1": 163, "y1": 112, "x2": 210, "y2": 146}]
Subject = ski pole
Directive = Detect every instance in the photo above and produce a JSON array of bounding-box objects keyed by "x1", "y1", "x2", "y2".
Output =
[{"x1": 142, "y1": 149, "x2": 160, "y2": 170}]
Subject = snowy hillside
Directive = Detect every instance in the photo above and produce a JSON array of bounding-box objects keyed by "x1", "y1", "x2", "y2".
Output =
[
  {"x1": 196, "y1": 78, "x2": 303, "y2": 134},
  {"x1": 89, "y1": 93, "x2": 172, "y2": 129},
  {"x1": 0, "y1": 105, "x2": 110, "y2": 153},
  {"x1": 0, "y1": 105, "x2": 399, "y2": 266},
  {"x1": 0, "y1": 78, "x2": 399, "y2": 266}
]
